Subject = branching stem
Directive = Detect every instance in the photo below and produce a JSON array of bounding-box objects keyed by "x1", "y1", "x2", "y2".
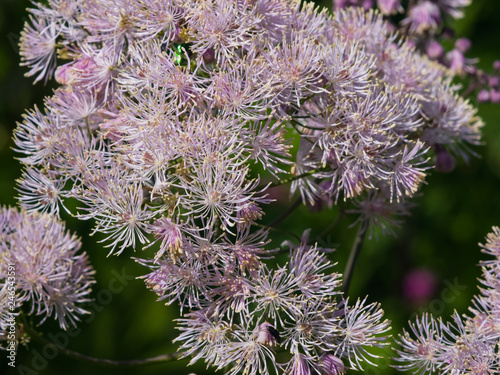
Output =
[
  {"x1": 21, "y1": 316, "x2": 185, "y2": 368},
  {"x1": 342, "y1": 221, "x2": 368, "y2": 295},
  {"x1": 267, "y1": 168, "x2": 326, "y2": 189},
  {"x1": 267, "y1": 197, "x2": 302, "y2": 228},
  {"x1": 311, "y1": 204, "x2": 346, "y2": 246}
]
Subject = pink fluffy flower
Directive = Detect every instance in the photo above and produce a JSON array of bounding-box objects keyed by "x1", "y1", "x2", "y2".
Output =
[{"x1": 0, "y1": 207, "x2": 95, "y2": 330}]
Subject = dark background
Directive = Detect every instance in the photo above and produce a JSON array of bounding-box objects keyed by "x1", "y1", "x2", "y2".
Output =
[{"x1": 1, "y1": 0, "x2": 500, "y2": 374}]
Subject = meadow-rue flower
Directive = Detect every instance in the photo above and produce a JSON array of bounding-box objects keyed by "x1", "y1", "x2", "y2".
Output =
[
  {"x1": 16, "y1": 0, "x2": 483, "y2": 248},
  {"x1": 0, "y1": 207, "x2": 95, "y2": 331},
  {"x1": 402, "y1": 1, "x2": 442, "y2": 35},
  {"x1": 395, "y1": 227, "x2": 500, "y2": 374},
  {"x1": 14, "y1": 0, "x2": 488, "y2": 372}
]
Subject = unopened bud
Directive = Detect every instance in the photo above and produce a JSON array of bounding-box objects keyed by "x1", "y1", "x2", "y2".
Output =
[
  {"x1": 426, "y1": 40, "x2": 443, "y2": 60},
  {"x1": 477, "y1": 89, "x2": 490, "y2": 103},
  {"x1": 489, "y1": 76, "x2": 500, "y2": 88},
  {"x1": 434, "y1": 145, "x2": 455, "y2": 173},
  {"x1": 377, "y1": 0, "x2": 402, "y2": 15},
  {"x1": 54, "y1": 63, "x2": 73, "y2": 85},
  {"x1": 202, "y1": 48, "x2": 216, "y2": 64},
  {"x1": 406, "y1": 1, "x2": 442, "y2": 34},
  {"x1": 490, "y1": 90, "x2": 500, "y2": 103},
  {"x1": 445, "y1": 49, "x2": 465, "y2": 75},
  {"x1": 322, "y1": 354, "x2": 346, "y2": 375},
  {"x1": 455, "y1": 38, "x2": 471, "y2": 53}
]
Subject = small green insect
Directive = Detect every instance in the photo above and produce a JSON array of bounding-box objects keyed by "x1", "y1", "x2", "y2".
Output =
[{"x1": 174, "y1": 44, "x2": 182, "y2": 64}]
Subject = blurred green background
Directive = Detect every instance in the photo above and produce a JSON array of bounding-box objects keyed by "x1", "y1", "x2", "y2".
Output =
[{"x1": 1, "y1": 0, "x2": 500, "y2": 374}]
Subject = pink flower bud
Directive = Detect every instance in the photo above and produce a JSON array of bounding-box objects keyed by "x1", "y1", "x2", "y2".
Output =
[
  {"x1": 405, "y1": 1, "x2": 442, "y2": 34},
  {"x1": 445, "y1": 49, "x2": 465, "y2": 75},
  {"x1": 454, "y1": 37, "x2": 471, "y2": 53},
  {"x1": 494, "y1": 60, "x2": 500, "y2": 70},
  {"x1": 202, "y1": 48, "x2": 216, "y2": 64},
  {"x1": 434, "y1": 144, "x2": 456, "y2": 173},
  {"x1": 322, "y1": 354, "x2": 346, "y2": 375},
  {"x1": 377, "y1": 0, "x2": 402, "y2": 15},
  {"x1": 54, "y1": 57, "x2": 97, "y2": 86},
  {"x1": 489, "y1": 76, "x2": 500, "y2": 88},
  {"x1": 477, "y1": 89, "x2": 490, "y2": 103},
  {"x1": 54, "y1": 62, "x2": 73, "y2": 85},
  {"x1": 426, "y1": 40, "x2": 443, "y2": 59}
]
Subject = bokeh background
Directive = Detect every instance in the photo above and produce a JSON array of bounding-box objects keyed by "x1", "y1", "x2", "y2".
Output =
[{"x1": 1, "y1": 0, "x2": 500, "y2": 374}]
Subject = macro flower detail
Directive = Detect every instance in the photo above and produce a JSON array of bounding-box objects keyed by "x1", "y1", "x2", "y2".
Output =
[
  {"x1": 165, "y1": 236, "x2": 391, "y2": 374},
  {"x1": 0, "y1": 207, "x2": 95, "y2": 331},
  {"x1": 11, "y1": 0, "x2": 492, "y2": 373},
  {"x1": 395, "y1": 227, "x2": 500, "y2": 374},
  {"x1": 15, "y1": 0, "x2": 483, "y2": 247}
]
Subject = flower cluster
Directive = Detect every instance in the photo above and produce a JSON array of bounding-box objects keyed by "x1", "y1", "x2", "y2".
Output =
[
  {"x1": 395, "y1": 227, "x2": 500, "y2": 374},
  {"x1": 335, "y1": 0, "x2": 500, "y2": 104},
  {"x1": 0, "y1": 206, "x2": 95, "y2": 338},
  {"x1": 143, "y1": 231, "x2": 390, "y2": 374},
  {"x1": 16, "y1": 0, "x2": 482, "y2": 250},
  {"x1": 334, "y1": 0, "x2": 469, "y2": 21},
  {"x1": 15, "y1": 0, "x2": 486, "y2": 373}
]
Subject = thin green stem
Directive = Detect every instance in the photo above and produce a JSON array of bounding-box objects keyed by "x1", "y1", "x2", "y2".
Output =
[
  {"x1": 267, "y1": 197, "x2": 302, "y2": 228},
  {"x1": 462, "y1": 79, "x2": 480, "y2": 98},
  {"x1": 84, "y1": 117, "x2": 92, "y2": 138},
  {"x1": 342, "y1": 221, "x2": 368, "y2": 295},
  {"x1": 298, "y1": 84, "x2": 332, "y2": 106},
  {"x1": 310, "y1": 205, "x2": 346, "y2": 246},
  {"x1": 21, "y1": 317, "x2": 184, "y2": 368},
  {"x1": 255, "y1": 223, "x2": 301, "y2": 242},
  {"x1": 289, "y1": 118, "x2": 322, "y2": 131},
  {"x1": 267, "y1": 168, "x2": 325, "y2": 189}
]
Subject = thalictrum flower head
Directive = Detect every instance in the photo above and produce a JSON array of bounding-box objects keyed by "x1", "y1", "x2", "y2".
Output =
[{"x1": 0, "y1": 207, "x2": 95, "y2": 330}]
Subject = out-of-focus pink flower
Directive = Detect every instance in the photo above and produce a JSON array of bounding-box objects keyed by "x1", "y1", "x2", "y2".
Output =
[
  {"x1": 437, "y1": 0, "x2": 471, "y2": 19},
  {"x1": 489, "y1": 76, "x2": 500, "y2": 87},
  {"x1": 322, "y1": 354, "x2": 346, "y2": 375},
  {"x1": 478, "y1": 89, "x2": 490, "y2": 103},
  {"x1": 54, "y1": 57, "x2": 97, "y2": 86},
  {"x1": 402, "y1": 1, "x2": 442, "y2": 35},
  {"x1": 434, "y1": 145, "x2": 456, "y2": 173},
  {"x1": 490, "y1": 90, "x2": 500, "y2": 103},
  {"x1": 426, "y1": 40, "x2": 444, "y2": 60},
  {"x1": 334, "y1": 0, "x2": 373, "y2": 10},
  {"x1": 445, "y1": 49, "x2": 466, "y2": 75},
  {"x1": 377, "y1": 0, "x2": 402, "y2": 15},
  {"x1": 455, "y1": 38, "x2": 471, "y2": 53},
  {"x1": 403, "y1": 268, "x2": 437, "y2": 304}
]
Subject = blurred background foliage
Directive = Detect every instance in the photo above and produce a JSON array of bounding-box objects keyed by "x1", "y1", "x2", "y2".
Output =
[{"x1": 1, "y1": 0, "x2": 500, "y2": 374}]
